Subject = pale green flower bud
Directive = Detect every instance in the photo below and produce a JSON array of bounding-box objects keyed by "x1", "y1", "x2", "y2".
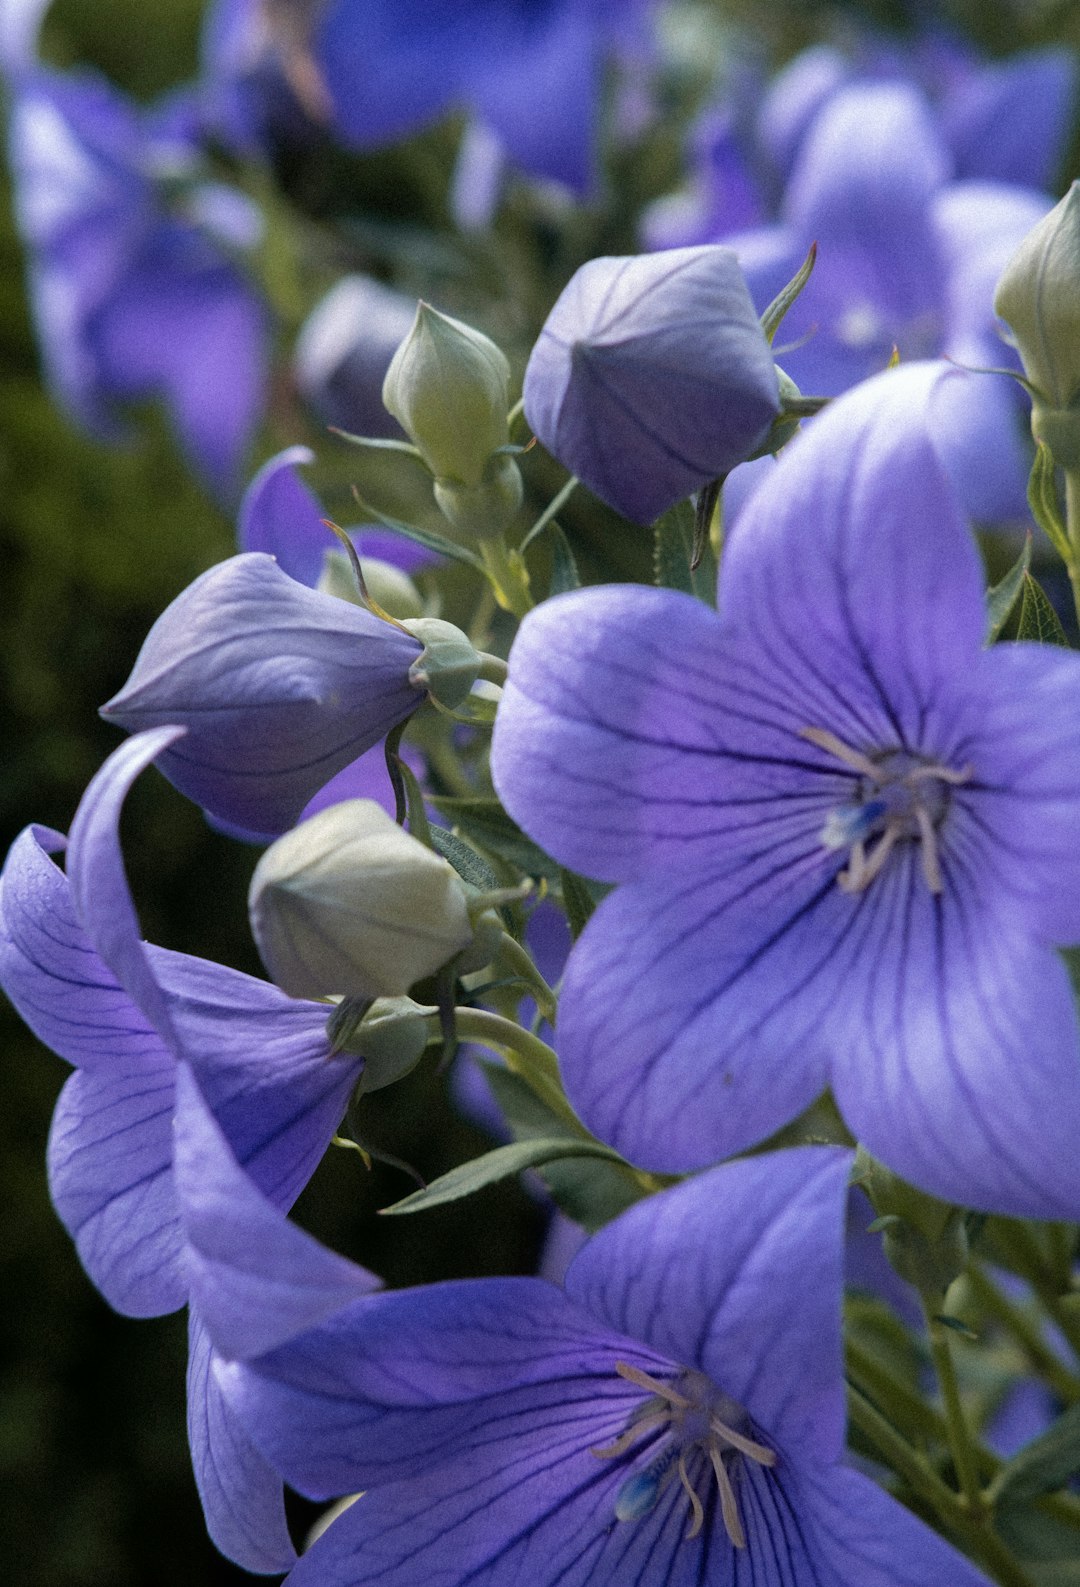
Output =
[
  {"x1": 317, "y1": 549, "x2": 425, "y2": 619},
  {"x1": 401, "y1": 617, "x2": 483, "y2": 709},
  {"x1": 995, "y1": 183, "x2": 1080, "y2": 466},
  {"x1": 382, "y1": 301, "x2": 513, "y2": 487},
  {"x1": 249, "y1": 799, "x2": 475, "y2": 1000}
]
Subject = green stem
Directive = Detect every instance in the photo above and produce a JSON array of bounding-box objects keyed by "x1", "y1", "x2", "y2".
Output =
[
  {"x1": 966, "y1": 1260, "x2": 1080, "y2": 1403},
  {"x1": 925, "y1": 1303, "x2": 985, "y2": 1518},
  {"x1": 520, "y1": 475, "x2": 580, "y2": 553},
  {"x1": 476, "y1": 652, "x2": 509, "y2": 687},
  {"x1": 846, "y1": 1338, "x2": 992, "y2": 1472},
  {"x1": 846, "y1": 1385, "x2": 1039, "y2": 1587},
  {"x1": 1063, "y1": 470, "x2": 1080, "y2": 631},
  {"x1": 452, "y1": 1009, "x2": 572, "y2": 1124},
  {"x1": 492, "y1": 932, "x2": 558, "y2": 1025},
  {"x1": 991, "y1": 1222, "x2": 1080, "y2": 1359},
  {"x1": 479, "y1": 537, "x2": 534, "y2": 619}
]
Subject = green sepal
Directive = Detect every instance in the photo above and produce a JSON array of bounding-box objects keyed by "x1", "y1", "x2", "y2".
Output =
[
  {"x1": 430, "y1": 826, "x2": 504, "y2": 894},
  {"x1": 379, "y1": 1135, "x2": 629, "y2": 1216},
  {"x1": 327, "y1": 429, "x2": 427, "y2": 463},
  {"x1": 986, "y1": 534, "x2": 1032, "y2": 642},
  {"x1": 429, "y1": 796, "x2": 562, "y2": 883},
  {"x1": 761, "y1": 241, "x2": 817, "y2": 345},
  {"x1": 547, "y1": 522, "x2": 581, "y2": 596},
  {"x1": 653, "y1": 497, "x2": 718, "y2": 606},
  {"x1": 1027, "y1": 442, "x2": 1073, "y2": 564},
  {"x1": 352, "y1": 496, "x2": 485, "y2": 569},
  {"x1": 993, "y1": 1404, "x2": 1080, "y2": 1510},
  {"x1": 1017, "y1": 573, "x2": 1069, "y2": 646}
]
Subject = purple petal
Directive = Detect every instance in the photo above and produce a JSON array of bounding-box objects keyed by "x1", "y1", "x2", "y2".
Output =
[
  {"x1": 565, "y1": 1150, "x2": 851, "y2": 1463},
  {"x1": 934, "y1": 180, "x2": 1052, "y2": 357},
  {"x1": 187, "y1": 1312, "x2": 297, "y2": 1574},
  {"x1": 928, "y1": 361, "x2": 1030, "y2": 523},
  {"x1": 237, "y1": 445, "x2": 333, "y2": 587},
  {"x1": 940, "y1": 46, "x2": 1077, "y2": 191},
  {"x1": 67, "y1": 727, "x2": 186, "y2": 1047},
  {"x1": 756, "y1": 44, "x2": 850, "y2": 180},
  {"x1": 101, "y1": 553, "x2": 424, "y2": 834},
  {"x1": 299, "y1": 740, "x2": 423, "y2": 823},
  {"x1": 799, "y1": 1465, "x2": 992, "y2": 1586},
  {"x1": 293, "y1": 274, "x2": 415, "y2": 441},
  {"x1": 523, "y1": 247, "x2": 780, "y2": 524},
  {"x1": 174, "y1": 1064, "x2": 378, "y2": 1360},
  {"x1": 47, "y1": 1062, "x2": 184, "y2": 1317}
]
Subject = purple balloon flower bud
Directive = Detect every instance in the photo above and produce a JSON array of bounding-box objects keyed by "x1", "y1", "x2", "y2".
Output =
[
  {"x1": 523, "y1": 246, "x2": 781, "y2": 524},
  {"x1": 293, "y1": 274, "x2": 416, "y2": 440},
  {"x1": 100, "y1": 552, "x2": 425, "y2": 835}
]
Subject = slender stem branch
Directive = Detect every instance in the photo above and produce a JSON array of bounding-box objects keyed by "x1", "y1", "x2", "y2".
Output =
[
  {"x1": 1063, "y1": 471, "x2": 1080, "y2": 631},
  {"x1": 520, "y1": 475, "x2": 580, "y2": 552},
  {"x1": 492, "y1": 932, "x2": 558, "y2": 1025},
  {"x1": 846, "y1": 1338, "x2": 995, "y2": 1473},
  {"x1": 966, "y1": 1260, "x2": 1080, "y2": 1403},
  {"x1": 452, "y1": 1008, "x2": 572, "y2": 1123},
  {"x1": 476, "y1": 652, "x2": 509, "y2": 687},
  {"x1": 479, "y1": 537, "x2": 534, "y2": 618},
  {"x1": 925, "y1": 1304, "x2": 985, "y2": 1517},
  {"x1": 991, "y1": 1222, "x2": 1080, "y2": 1359}
]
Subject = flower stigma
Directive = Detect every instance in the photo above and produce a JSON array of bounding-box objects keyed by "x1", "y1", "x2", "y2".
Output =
[
  {"x1": 800, "y1": 727, "x2": 972, "y2": 895},
  {"x1": 592, "y1": 1361, "x2": 776, "y2": 1548}
]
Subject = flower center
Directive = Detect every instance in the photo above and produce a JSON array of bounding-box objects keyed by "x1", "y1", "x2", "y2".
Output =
[
  {"x1": 800, "y1": 727, "x2": 972, "y2": 896},
  {"x1": 592, "y1": 1361, "x2": 775, "y2": 1548}
]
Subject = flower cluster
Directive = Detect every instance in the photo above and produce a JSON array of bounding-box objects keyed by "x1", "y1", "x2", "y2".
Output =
[{"x1": 5, "y1": 5, "x2": 1080, "y2": 1585}]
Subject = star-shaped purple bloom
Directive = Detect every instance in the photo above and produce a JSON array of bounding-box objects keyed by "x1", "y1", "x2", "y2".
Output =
[
  {"x1": 175, "y1": 1086, "x2": 990, "y2": 1587},
  {"x1": 492, "y1": 361, "x2": 1080, "y2": 1218},
  {"x1": 0, "y1": 728, "x2": 376, "y2": 1571},
  {"x1": 4, "y1": 44, "x2": 269, "y2": 500},
  {"x1": 100, "y1": 552, "x2": 426, "y2": 836}
]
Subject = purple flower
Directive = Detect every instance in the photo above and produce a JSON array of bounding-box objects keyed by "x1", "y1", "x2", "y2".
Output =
[
  {"x1": 309, "y1": 0, "x2": 650, "y2": 192},
  {"x1": 492, "y1": 361, "x2": 1080, "y2": 1219},
  {"x1": 100, "y1": 552, "x2": 425, "y2": 836},
  {"x1": 0, "y1": 729, "x2": 375, "y2": 1570},
  {"x1": 293, "y1": 275, "x2": 420, "y2": 441},
  {"x1": 5, "y1": 55, "x2": 268, "y2": 500},
  {"x1": 523, "y1": 246, "x2": 780, "y2": 525},
  {"x1": 176, "y1": 1104, "x2": 990, "y2": 1587}
]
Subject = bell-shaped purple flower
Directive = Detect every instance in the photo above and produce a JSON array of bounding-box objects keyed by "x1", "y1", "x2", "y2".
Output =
[
  {"x1": 100, "y1": 552, "x2": 426, "y2": 836},
  {"x1": 493, "y1": 361, "x2": 1080, "y2": 1219},
  {"x1": 4, "y1": 39, "x2": 268, "y2": 500},
  {"x1": 523, "y1": 246, "x2": 780, "y2": 525},
  {"x1": 176, "y1": 1101, "x2": 991, "y2": 1587},
  {"x1": 293, "y1": 274, "x2": 419, "y2": 441},
  {"x1": 0, "y1": 729, "x2": 377, "y2": 1571}
]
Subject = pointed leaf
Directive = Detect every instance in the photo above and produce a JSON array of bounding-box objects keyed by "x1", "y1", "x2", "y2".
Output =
[
  {"x1": 430, "y1": 826, "x2": 503, "y2": 893},
  {"x1": 986, "y1": 534, "x2": 1032, "y2": 642},
  {"x1": 428, "y1": 797, "x2": 561, "y2": 882},
  {"x1": 1016, "y1": 573, "x2": 1069, "y2": 646},
  {"x1": 379, "y1": 1136, "x2": 627, "y2": 1215},
  {"x1": 547, "y1": 522, "x2": 581, "y2": 596},
  {"x1": 761, "y1": 241, "x2": 818, "y2": 344},
  {"x1": 559, "y1": 868, "x2": 597, "y2": 940},
  {"x1": 652, "y1": 497, "x2": 718, "y2": 605},
  {"x1": 994, "y1": 1402, "x2": 1080, "y2": 1508},
  {"x1": 353, "y1": 498, "x2": 484, "y2": 570}
]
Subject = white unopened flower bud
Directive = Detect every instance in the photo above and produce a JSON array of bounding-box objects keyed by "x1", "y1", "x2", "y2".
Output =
[
  {"x1": 249, "y1": 800, "x2": 474, "y2": 1000},
  {"x1": 995, "y1": 183, "x2": 1080, "y2": 467},
  {"x1": 382, "y1": 302, "x2": 513, "y2": 486}
]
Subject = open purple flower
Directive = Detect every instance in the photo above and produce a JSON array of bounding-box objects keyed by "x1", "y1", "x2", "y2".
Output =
[
  {"x1": 523, "y1": 246, "x2": 780, "y2": 525},
  {"x1": 4, "y1": 42, "x2": 268, "y2": 500},
  {"x1": 0, "y1": 729, "x2": 375, "y2": 1570},
  {"x1": 100, "y1": 552, "x2": 426, "y2": 836},
  {"x1": 493, "y1": 361, "x2": 1080, "y2": 1218},
  {"x1": 177, "y1": 1101, "x2": 990, "y2": 1587},
  {"x1": 309, "y1": 0, "x2": 649, "y2": 192}
]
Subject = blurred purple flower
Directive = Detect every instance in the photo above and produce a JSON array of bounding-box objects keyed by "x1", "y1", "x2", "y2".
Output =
[
  {"x1": 309, "y1": 0, "x2": 651, "y2": 192},
  {"x1": 5, "y1": 52, "x2": 268, "y2": 500},
  {"x1": 493, "y1": 362, "x2": 1080, "y2": 1218},
  {"x1": 100, "y1": 552, "x2": 425, "y2": 836},
  {"x1": 0, "y1": 730, "x2": 374, "y2": 1570},
  {"x1": 178, "y1": 1117, "x2": 991, "y2": 1587},
  {"x1": 523, "y1": 246, "x2": 780, "y2": 525},
  {"x1": 293, "y1": 275, "x2": 417, "y2": 441}
]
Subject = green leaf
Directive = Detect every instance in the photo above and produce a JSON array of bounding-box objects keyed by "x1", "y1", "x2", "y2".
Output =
[
  {"x1": 430, "y1": 826, "x2": 503, "y2": 893},
  {"x1": 479, "y1": 1063, "x2": 644, "y2": 1231},
  {"x1": 1027, "y1": 442, "x2": 1073, "y2": 564},
  {"x1": 429, "y1": 797, "x2": 562, "y2": 882},
  {"x1": 986, "y1": 534, "x2": 1032, "y2": 642},
  {"x1": 560, "y1": 867, "x2": 597, "y2": 939},
  {"x1": 761, "y1": 242, "x2": 817, "y2": 344},
  {"x1": 380, "y1": 1135, "x2": 629, "y2": 1215},
  {"x1": 653, "y1": 497, "x2": 718, "y2": 605},
  {"x1": 1016, "y1": 573, "x2": 1069, "y2": 646},
  {"x1": 995, "y1": 1403, "x2": 1080, "y2": 1508},
  {"x1": 547, "y1": 522, "x2": 581, "y2": 596},
  {"x1": 352, "y1": 497, "x2": 485, "y2": 570}
]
